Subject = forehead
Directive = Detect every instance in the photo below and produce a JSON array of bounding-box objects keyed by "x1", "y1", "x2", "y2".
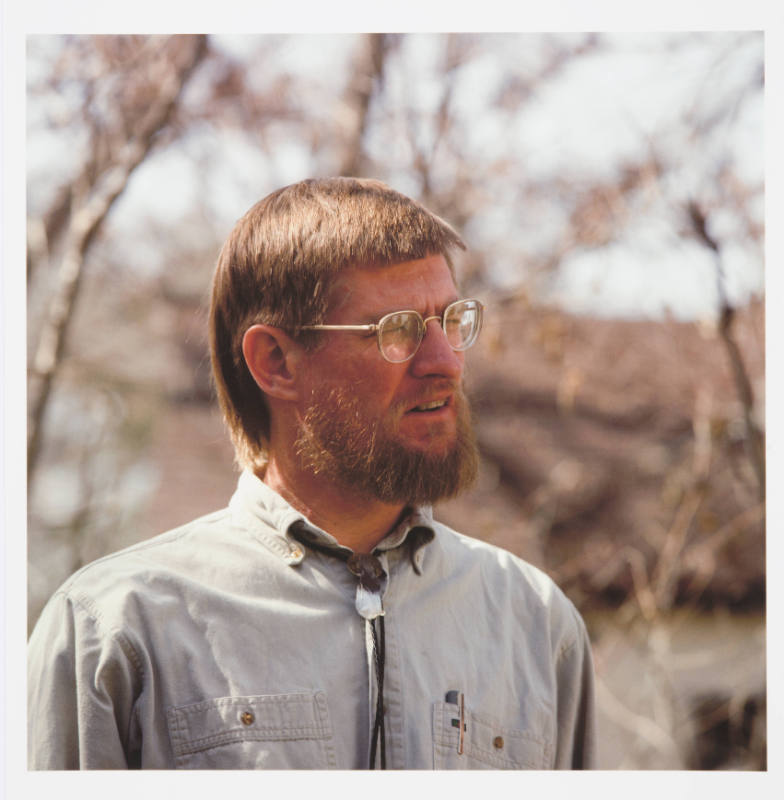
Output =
[{"x1": 327, "y1": 254, "x2": 457, "y2": 317}]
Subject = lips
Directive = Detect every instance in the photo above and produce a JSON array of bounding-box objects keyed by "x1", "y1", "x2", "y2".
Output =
[
  {"x1": 412, "y1": 399, "x2": 447, "y2": 412},
  {"x1": 399, "y1": 381, "x2": 460, "y2": 418}
]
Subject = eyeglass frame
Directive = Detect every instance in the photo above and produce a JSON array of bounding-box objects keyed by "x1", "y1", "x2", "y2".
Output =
[{"x1": 299, "y1": 298, "x2": 484, "y2": 363}]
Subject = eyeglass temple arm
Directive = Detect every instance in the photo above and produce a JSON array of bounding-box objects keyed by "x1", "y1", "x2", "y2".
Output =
[{"x1": 300, "y1": 323, "x2": 379, "y2": 331}]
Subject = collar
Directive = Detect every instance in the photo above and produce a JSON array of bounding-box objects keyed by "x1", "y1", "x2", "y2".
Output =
[{"x1": 228, "y1": 470, "x2": 435, "y2": 574}]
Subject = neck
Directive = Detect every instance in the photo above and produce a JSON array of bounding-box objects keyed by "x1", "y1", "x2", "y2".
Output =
[{"x1": 259, "y1": 457, "x2": 406, "y2": 554}]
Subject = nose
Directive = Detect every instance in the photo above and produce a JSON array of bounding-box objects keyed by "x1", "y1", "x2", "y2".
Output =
[{"x1": 408, "y1": 317, "x2": 464, "y2": 380}]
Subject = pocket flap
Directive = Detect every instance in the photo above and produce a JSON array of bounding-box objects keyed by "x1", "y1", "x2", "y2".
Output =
[{"x1": 167, "y1": 691, "x2": 332, "y2": 757}]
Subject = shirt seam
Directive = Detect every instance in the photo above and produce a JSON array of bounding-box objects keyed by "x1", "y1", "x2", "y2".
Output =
[
  {"x1": 55, "y1": 588, "x2": 146, "y2": 683},
  {"x1": 555, "y1": 603, "x2": 587, "y2": 665},
  {"x1": 555, "y1": 634, "x2": 581, "y2": 667}
]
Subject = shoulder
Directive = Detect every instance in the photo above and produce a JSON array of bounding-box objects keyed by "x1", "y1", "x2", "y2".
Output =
[
  {"x1": 428, "y1": 519, "x2": 587, "y2": 644},
  {"x1": 429, "y1": 518, "x2": 560, "y2": 599},
  {"x1": 63, "y1": 507, "x2": 231, "y2": 579},
  {"x1": 46, "y1": 507, "x2": 250, "y2": 630}
]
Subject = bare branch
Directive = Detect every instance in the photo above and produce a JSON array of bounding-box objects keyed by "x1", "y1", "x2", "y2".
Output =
[{"x1": 686, "y1": 200, "x2": 765, "y2": 500}]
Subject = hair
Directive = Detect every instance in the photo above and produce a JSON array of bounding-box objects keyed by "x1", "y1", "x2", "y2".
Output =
[{"x1": 209, "y1": 176, "x2": 466, "y2": 471}]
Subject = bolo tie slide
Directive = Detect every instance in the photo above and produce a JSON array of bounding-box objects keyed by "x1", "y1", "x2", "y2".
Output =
[{"x1": 289, "y1": 527, "x2": 388, "y2": 769}]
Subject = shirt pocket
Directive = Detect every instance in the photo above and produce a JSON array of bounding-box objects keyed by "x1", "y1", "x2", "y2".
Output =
[
  {"x1": 166, "y1": 691, "x2": 336, "y2": 769},
  {"x1": 432, "y1": 701, "x2": 552, "y2": 769}
]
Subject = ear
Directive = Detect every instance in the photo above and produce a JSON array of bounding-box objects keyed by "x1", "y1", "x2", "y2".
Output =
[{"x1": 242, "y1": 324, "x2": 303, "y2": 403}]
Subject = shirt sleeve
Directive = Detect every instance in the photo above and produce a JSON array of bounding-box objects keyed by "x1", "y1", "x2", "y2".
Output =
[
  {"x1": 553, "y1": 613, "x2": 597, "y2": 769},
  {"x1": 27, "y1": 590, "x2": 143, "y2": 769}
]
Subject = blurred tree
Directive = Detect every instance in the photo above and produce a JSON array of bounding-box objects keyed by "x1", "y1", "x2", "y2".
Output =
[
  {"x1": 336, "y1": 33, "x2": 394, "y2": 177},
  {"x1": 27, "y1": 35, "x2": 209, "y2": 482},
  {"x1": 686, "y1": 199, "x2": 765, "y2": 501}
]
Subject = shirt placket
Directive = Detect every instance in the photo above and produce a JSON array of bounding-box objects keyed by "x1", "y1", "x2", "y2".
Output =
[{"x1": 285, "y1": 515, "x2": 430, "y2": 770}]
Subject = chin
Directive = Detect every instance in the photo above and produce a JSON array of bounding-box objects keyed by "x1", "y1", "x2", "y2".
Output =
[{"x1": 397, "y1": 422, "x2": 456, "y2": 447}]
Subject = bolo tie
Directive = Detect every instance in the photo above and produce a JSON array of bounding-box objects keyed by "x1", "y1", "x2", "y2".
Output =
[{"x1": 289, "y1": 525, "x2": 388, "y2": 770}]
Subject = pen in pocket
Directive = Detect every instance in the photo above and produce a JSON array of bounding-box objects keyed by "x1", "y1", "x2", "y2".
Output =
[{"x1": 445, "y1": 689, "x2": 466, "y2": 754}]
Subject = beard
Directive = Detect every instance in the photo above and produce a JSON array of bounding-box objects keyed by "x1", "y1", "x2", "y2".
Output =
[{"x1": 294, "y1": 382, "x2": 479, "y2": 506}]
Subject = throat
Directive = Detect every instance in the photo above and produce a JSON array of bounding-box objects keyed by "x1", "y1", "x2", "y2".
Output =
[{"x1": 259, "y1": 460, "x2": 405, "y2": 554}]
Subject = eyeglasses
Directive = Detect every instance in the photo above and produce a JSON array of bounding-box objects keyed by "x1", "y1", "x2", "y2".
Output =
[{"x1": 300, "y1": 298, "x2": 484, "y2": 363}]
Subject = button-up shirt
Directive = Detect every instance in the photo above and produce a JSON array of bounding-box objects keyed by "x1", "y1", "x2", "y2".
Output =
[{"x1": 27, "y1": 471, "x2": 596, "y2": 769}]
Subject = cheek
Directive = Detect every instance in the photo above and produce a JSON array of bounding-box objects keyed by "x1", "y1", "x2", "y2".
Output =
[
  {"x1": 306, "y1": 346, "x2": 404, "y2": 408},
  {"x1": 346, "y1": 365, "x2": 403, "y2": 409}
]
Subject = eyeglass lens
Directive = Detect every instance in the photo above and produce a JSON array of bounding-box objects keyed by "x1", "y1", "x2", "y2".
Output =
[{"x1": 378, "y1": 300, "x2": 481, "y2": 363}]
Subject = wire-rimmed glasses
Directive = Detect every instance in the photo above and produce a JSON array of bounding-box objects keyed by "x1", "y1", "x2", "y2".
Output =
[{"x1": 300, "y1": 298, "x2": 484, "y2": 363}]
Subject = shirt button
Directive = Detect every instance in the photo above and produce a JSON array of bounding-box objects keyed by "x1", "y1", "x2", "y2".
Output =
[
  {"x1": 240, "y1": 712, "x2": 255, "y2": 726},
  {"x1": 493, "y1": 736, "x2": 504, "y2": 749}
]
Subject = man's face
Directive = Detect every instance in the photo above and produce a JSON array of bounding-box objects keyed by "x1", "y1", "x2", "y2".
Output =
[{"x1": 294, "y1": 254, "x2": 479, "y2": 505}]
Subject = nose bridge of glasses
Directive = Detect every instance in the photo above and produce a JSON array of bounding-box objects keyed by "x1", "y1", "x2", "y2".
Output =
[
  {"x1": 420, "y1": 313, "x2": 444, "y2": 340},
  {"x1": 416, "y1": 312, "x2": 457, "y2": 356}
]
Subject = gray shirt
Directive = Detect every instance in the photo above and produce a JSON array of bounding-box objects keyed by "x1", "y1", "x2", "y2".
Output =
[{"x1": 27, "y1": 470, "x2": 596, "y2": 769}]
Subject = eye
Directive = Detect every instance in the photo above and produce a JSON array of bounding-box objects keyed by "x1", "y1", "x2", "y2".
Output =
[
  {"x1": 378, "y1": 312, "x2": 422, "y2": 362},
  {"x1": 443, "y1": 300, "x2": 482, "y2": 349},
  {"x1": 383, "y1": 314, "x2": 411, "y2": 336}
]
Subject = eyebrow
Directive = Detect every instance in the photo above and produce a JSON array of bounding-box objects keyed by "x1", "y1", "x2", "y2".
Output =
[{"x1": 362, "y1": 297, "x2": 462, "y2": 322}]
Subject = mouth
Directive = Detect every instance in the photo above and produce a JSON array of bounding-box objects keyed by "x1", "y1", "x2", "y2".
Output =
[
  {"x1": 398, "y1": 392, "x2": 460, "y2": 448},
  {"x1": 407, "y1": 396, "x2": 451, "y2": 414}
]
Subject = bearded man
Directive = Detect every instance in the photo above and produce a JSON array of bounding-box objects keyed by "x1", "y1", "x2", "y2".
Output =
[{"x1": 28, "y1": 177, "x2": 596, "y2": 770}]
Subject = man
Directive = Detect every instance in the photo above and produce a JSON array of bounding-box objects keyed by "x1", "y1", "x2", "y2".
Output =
[{"x1": 28, "y1": 177, "x2": 596, "y2": 769}]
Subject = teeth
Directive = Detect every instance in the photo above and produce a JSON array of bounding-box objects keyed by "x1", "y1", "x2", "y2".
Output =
[{"x1": 414, "y1": 400, "x2": 446, "y2": 412}]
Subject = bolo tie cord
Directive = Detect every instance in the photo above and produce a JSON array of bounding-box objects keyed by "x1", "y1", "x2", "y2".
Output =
[
  {"x1": 369, "y1": 615, "x2": 386, "y2": 770},
  {"x1": 288, "y1": 526, "x2": 388, "y2": 770}
]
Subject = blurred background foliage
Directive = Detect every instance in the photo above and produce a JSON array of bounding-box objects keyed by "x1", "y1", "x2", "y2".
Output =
[{"x1": 26, "y1": 33, "x2": 764, "y2": 769}]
